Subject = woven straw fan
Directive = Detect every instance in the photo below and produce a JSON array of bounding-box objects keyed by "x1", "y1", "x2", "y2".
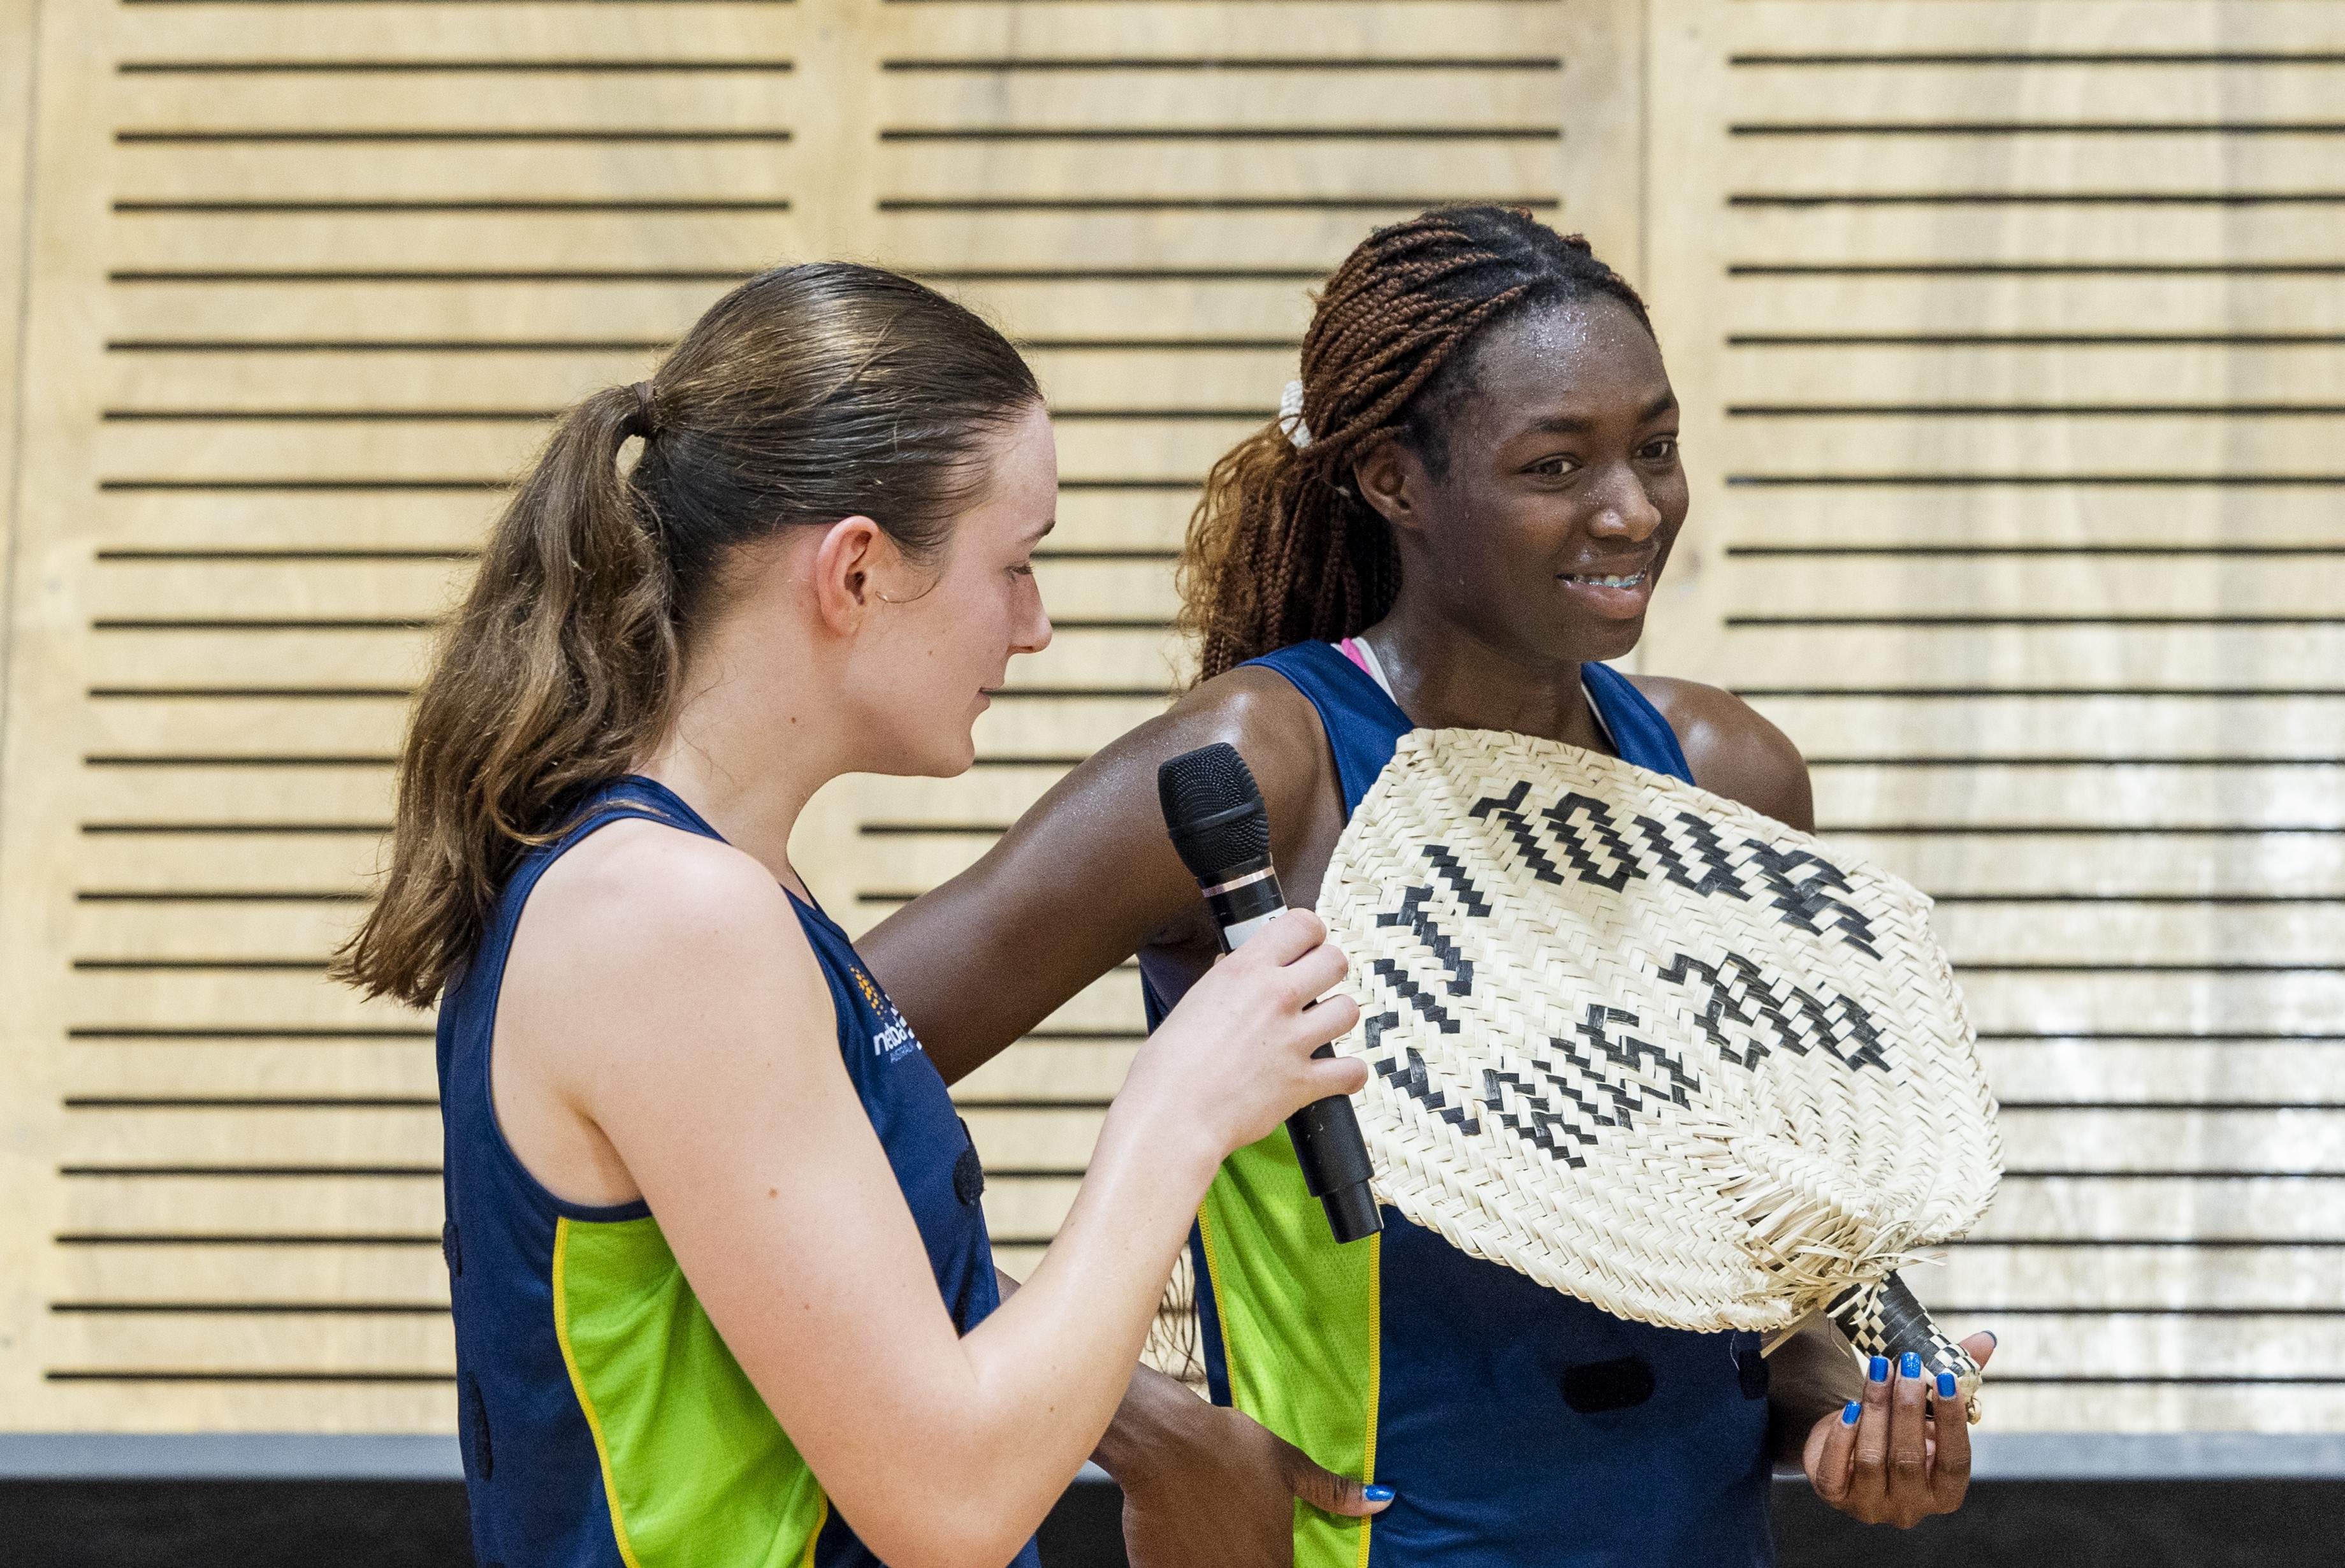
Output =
[{"x1": 1318, "y1": 729, "x2": 2002, "y2": 1419}]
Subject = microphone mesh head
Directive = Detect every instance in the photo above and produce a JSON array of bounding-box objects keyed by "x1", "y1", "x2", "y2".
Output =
[{"x1": 1158, "y1": 742, "x2": 1271, "y2": 880}]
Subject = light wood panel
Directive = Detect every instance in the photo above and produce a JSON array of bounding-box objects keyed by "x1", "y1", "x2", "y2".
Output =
[
  {"x1": 1641, "y1": 0, "x2": 2345, "y2": 1434},
  {"x1": 3, "y1": 0, "x2": 2332, "y2": 1441},
  {"x1": 0, "y1": 0, "x2": 831, "y2": 1434}
]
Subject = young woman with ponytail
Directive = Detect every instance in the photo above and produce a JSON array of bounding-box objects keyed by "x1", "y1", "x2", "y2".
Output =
[
  {"x1": 864, "y1": 208, "x2": 1993, "y2": 1564},
  {"x1": 337, "y1": 263, "x2": 1365, "y2": 1568}
]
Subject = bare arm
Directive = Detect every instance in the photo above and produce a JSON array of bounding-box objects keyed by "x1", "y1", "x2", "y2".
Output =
[
  {"x1": 505, "y1": 823, "x2": 1361, "y2": 1568},
  {"x1": 864, "y1": 667, "x2": 1339, "y2": 1085}
]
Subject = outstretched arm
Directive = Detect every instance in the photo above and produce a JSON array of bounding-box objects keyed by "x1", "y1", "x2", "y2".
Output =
[{"x1": 864, "y1": 668, "x2": 1340, "y2": 1085}]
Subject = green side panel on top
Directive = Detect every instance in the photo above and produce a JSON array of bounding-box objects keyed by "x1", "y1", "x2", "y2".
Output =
[
  {"x1": 558, "y1": 1215, "x2": 830, "y2": 1568},
  {"x1": 1199, "y1": 1130, "x2": 1381, "y2": 1568}
]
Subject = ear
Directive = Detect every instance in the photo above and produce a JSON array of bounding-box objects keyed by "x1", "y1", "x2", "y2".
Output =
[
  {"x1": 1351, "y1": 438, "x2": 1430, "y2": 541},
  {"x1": 810, "y1": 514, "x2": 890, "y2": 636}
]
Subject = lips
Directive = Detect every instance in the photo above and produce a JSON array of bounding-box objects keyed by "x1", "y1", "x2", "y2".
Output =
[{"x1": 1557, "y1": 560, "x2": 1657, "y2": 620}]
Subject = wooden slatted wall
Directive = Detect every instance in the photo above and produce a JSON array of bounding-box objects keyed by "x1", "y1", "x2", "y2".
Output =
[
  {"x1": 1639, "y1": 0, "x2": 2345, "y2": 1432},
  {"x1": 0, "y1": 0, "x2": 2332, "y2": 1442},
  {"x1": 0, "y1": 0, "x2": 1627, "y2": 1433},
  {"x1": 0, "y1": 0, "x2": 815, "y2": 1433},
  {"x1": 815, "y1": 0, "x2": 1636, "y2": 1291}
]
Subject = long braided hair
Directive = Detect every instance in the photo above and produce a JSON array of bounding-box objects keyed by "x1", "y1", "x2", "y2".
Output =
[{"x1": 1179, "y1": 207, "x2": 1655, "y2": 681}]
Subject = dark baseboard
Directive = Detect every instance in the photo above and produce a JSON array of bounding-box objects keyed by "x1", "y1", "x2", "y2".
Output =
[{"x1": 4, "y1": 1476, "x2": 2338, "y2": 1567}]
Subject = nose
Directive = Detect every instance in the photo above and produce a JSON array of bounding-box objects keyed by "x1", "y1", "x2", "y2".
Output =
[
  {"x1": 1012, "y1": 573, "x2": 1052, "y2": 657},
  {"x1": 1587, "y1": 459, "x2": 1663, "y2": 542}
]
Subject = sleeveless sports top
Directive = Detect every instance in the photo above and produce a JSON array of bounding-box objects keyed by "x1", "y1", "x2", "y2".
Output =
[
  {"x1": 1143, "y1": 642, "x2": 1774, "y2": 1568},
  {"x1": 437, "y1": 775, "x2": 1040, "y2": 1568}
]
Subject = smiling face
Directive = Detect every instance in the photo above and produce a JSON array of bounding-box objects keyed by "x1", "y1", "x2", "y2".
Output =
[
  {"x1": 1359, "y1": 295, "x2": 1686, "y2": 667},
  {"x1": 849, "y1": 399, "x2": 1057, "y2": 775}
]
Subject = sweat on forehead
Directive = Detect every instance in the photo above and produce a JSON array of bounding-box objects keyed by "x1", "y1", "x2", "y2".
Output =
[{"x1": 1398, "y1": 294, "x2": 1666, "y2": 477}]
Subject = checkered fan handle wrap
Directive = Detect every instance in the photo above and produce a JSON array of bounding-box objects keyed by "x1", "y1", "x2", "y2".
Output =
[
  {"x1": 1829, "y1": 1275, "x2": 1986, "y2": 1423},
  {"x1": 1319, "y1": 729, "x2": 2001, "y2": 1399}
]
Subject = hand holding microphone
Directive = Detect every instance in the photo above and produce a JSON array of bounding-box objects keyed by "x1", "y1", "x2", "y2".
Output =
[{"x1": 1157, "y1": 743, "x2": 1382, "y2": 1244}]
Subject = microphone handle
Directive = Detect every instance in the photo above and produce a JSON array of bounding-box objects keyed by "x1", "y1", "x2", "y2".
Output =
[{"x1": 1206, "y1": 866, "x2": 1383, "y2": 1245}]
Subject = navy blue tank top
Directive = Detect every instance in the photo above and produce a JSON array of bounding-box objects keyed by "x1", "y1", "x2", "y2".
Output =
[
  {"x1": 1152, "y1": 644, "x2": 1775, "y2": 1568},
  {"x1": 437, "y1": 775, "x2": 1040, "y2": 1568}
]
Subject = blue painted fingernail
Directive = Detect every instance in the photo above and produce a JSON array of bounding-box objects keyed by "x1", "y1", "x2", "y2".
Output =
[
  {"x1": 1901, "y1": 1351, "x2": 1922, "y2": 1379},
  {"x1": 1938, "y1": 1372, "x2": 1957, "y2": 1399},
  {"x1": 1984, "y1": 1330, "x2": 1999, "y2": 1349},
  {"x1": 1363, "y1": 1485, "x2": 1395, "y2": 1503},
  {"x1": 1841, "y1": 1400, "x2": 1861, "y2": 1425},
  {"x1": 1868, "y1": 1355, "x2": 1889, "y2": 1382}
]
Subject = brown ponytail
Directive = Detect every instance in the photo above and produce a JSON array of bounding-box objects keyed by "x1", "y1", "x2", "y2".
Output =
[
  {"x1": 1178, "y1": 206, "x2": 1654, "y2": 681},
  {"x1": 338, "y1": 264, "x2": 1039, "y2": 1006}
]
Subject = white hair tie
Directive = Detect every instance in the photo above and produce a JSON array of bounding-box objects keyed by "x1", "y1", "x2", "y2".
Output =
[{"x1": 1277, "y1": 378, "x2": 1312, "y2": 450}]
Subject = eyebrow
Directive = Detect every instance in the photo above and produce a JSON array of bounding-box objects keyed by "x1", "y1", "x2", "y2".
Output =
[{"x1": 1525, "y1": 392, "x2": 1680, "y2": 435}]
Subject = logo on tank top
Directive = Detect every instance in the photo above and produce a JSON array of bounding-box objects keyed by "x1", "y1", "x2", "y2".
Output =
[{"x1": 850, "y1": 968, "x2": 923, "y2": 1063}]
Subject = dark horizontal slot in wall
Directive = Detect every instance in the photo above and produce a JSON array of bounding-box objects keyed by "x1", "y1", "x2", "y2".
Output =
[
  {"x1": 84, "y1": 755, "x2": 400, "y2": 767},
  {"x1": 124, "y1": 0, "x2": 795, "y2": 4},
  {"x1": 103, "y1": 409, "x2": 560, "y2": 422},
  {"x1": 71, "y1": 960, "x2": 337, "y2": 973},
  {"x1": 62, "y1": 1096, "x2": 435, "y2": 1109},
  {"x1": 115, "y1": 129, "x2": 796, "y2": 144},
  {"x1": 1729, "y1": 261, "x2": 2345, "y2": 275},
  {"x1": 1725, "y1": 613, "x2": 2345, "y2": 625},
  {"x1": 48, "y1": 1302, "x2": 447, "y2": 1315},
  {"x1": 96, "y1": 547, "x2": 473, "y2": 562},
  {"x1": 45, "y1": 1371, "x2": 454, "y2": 1384},
  {"x1": 1731, "y1": 121, "x2": 2345, "y2": 134},
  {"x1": 1725, "y1": 404, "x2": 2345, "y2": 417},
  {"x1": 1731, "y1": 191, "x2": 2345, "y2": 207},
  {"x1": 874, "y1": 196, "x2": 1558, "y2": 212},
  {"x1": 65, "y1": 1027, "x2": 432, "y2": 1040},
  {"x1": 1734, "y1": 687, "x2": 2345, "y2": 697},
  {"x1": 1957, "y1": 963, "x2": 2343, "y2": 975},
  {"x1": 877, "y1": 126, "x2": 1560, "y2": 141},
  {"x1": 1811, "y1": 825, "x2": 2340, "y2": 836},
  {"x1": 95, "y1": 482, "x2": 497, "y2": 494},
  {"x1": 1727, "y1": 544, "x2": 2345, "y2": 555},
  {"x1": 77, "y1": 890, "x2": 372, "y2": 903},
  {"x1": 878, "y1": 56, "x2": 1564, "y2": 71},
  {"x1": 1728, "y1": 332, "x2": 2345, "y2": 346},
  {"x1": 104, "y1": 265, "x2": 1328, "y2": 284},
  {"x1": 1933, "y1": 893, "x2": 2342, "y2": 904},
  {"x1": 109, "y1": 268, "x2": 761, "y2": 284},
  {"x1": 113, "y1": 199, "x2": 794, "y2": 214},
  {"x1": 54, "y1": 1233, "x2": 442, "y2": 1245},
  {"x1": 107, "y1": 337, "x2": 670, "y2": 351},
  {"x1": 1804, "y1": 757, "x2": 2341, "y2": 767},
  {"x1": 1729, "y1": 51, "x2": 2345, "y2": 66},
  {"x1": 113, "y1": 408, "x2": 1247, "y2": 423},
  {"x1": 90, "y1": 616, "x2": 444, "y2": 628},
  {"x1": 117, "y1": 59, "x2": 799, "y2": 74},
  {"x1": 1725, "y1": 475, "x2": 2345, "y2": 488},
  {"x1": 59, "y1": 1166, "x2": 441, "y2": 1179},
  {"x1": 89, "y1": 686, "x2": 415, "y2": 699},
  {"x1": 78, "y1": 822, "x2": 395, "y2": 836}
]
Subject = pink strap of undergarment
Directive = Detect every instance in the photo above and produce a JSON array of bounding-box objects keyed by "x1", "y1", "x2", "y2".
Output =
[{"x1": 1335, "y1": 637, "x2": 1373, "y2": 676}]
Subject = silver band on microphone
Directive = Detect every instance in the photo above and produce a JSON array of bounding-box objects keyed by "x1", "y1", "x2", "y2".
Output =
[{"x1": 1202, "y1": 866, "x2": 1277, "y2": 899}]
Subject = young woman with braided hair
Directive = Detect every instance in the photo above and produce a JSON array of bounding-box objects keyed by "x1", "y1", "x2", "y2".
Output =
[{"x1": 864, "y1": 207, "x2": 1993, "y2": 1564}]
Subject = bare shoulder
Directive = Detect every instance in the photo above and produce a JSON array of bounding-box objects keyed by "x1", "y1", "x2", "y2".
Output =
[
  {"x1": 518, "y1": 818, "x2": 825, "y2": 1015},
  {"x1": 1626, "y1": 674, "x2": 1815, "y2": 832},
  {"x1": 1149, "y1": 665, "x2": 1334, "y2": 827}
]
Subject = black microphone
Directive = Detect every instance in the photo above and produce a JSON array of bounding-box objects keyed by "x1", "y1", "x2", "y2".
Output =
[{"x1": 1158, "y1": 742, "x2": 1381, "y2": 1245}]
